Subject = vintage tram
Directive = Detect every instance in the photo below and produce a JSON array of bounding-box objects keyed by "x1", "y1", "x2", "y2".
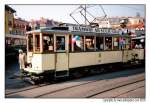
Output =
[{"x1": 21, "y1": 24, "x2": 145, "y2": 81}]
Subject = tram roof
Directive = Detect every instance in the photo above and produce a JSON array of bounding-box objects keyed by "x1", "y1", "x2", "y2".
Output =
[
  {"x1": 132, "y1": 36, "x2": 145, "y2": 40},
  {"x1": 26, "y1": 26, "x2": 130, "y2": 37}
]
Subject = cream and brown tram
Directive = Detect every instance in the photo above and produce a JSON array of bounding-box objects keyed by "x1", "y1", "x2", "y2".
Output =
[{"x1": 23, "y1": 25, "x2": 144, "y2": 81}]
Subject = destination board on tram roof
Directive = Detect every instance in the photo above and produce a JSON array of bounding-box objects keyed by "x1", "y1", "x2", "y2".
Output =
[{"x1": 68, "y1": 25, "x2": 121, "y2": 34}]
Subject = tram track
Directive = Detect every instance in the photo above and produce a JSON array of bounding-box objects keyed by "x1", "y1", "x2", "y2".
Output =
[
  {"x1": 115, "y1": 85, "x2": 145, "y2": 98},
  {"x1": 91, "y1": 80, "x2": 145, "y2": 98},
  {"x1": 6, "y1": 68, "x2": 145, "y2": 98},
  {"x1": 87, "y1": 80, "x2": 145, "y2": 98},
  {"x1": 5, "y1": 83, "x2": 50, "y2": 95},
  {"x1": 37, "y1": 73, "x2": 144, "y2": 98},
  {"x1": 6, "y1": 76, "x2": 102, "y2": 98},
  {"x1": 6, "y1": 73, "x2": 102, "y2": 96}
]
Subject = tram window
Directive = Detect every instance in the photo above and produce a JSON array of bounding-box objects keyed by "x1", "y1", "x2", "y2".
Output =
[
  {"x1": 69, "y1": 35, "x2": 72, "y2": 52},
  {"x1": 85, "y1": 36, "x2": 95, "y2": 51},
  {"x1": 35, "y1": 35, "x2": 40, "y2": 52},
  {"x1": 105, "y1": 37, "x2": 112, "y2": 50},
  {"x1": 132, "y1": 39, "x2": 144, "y2": 49},
  {"x1": 28, "y1": 34, "x2": 33, "y2": 52},
  {"x1": 125, "y1": 38, "x2": 131, "y2": 49},
  {"x1": 96, "y1": 37, "x2": 104, "y2": 51},
  {"x1": 119, "y1": 37, "x2": 126, "y2": 50},
  {"x1": 73, "y1": 35, "x2": 84, "y2": 52},
  {"x1": 43, "y1": 35, "x2": 54, "y2": 52},
  {"x1": 56, "y1": 36, "x2": 65, "y2": 51},
  {"x1": 113, "y1": 37, "x2": 119, "y2": 50}
]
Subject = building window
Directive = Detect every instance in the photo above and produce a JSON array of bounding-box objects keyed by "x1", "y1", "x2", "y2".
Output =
[
  {"x1": 43, "y1": 34, "x2": 54, "y2": 52},
  {"x1": 8, "y1": 21, "x2": 12, "y2": 26},
  {"x1": 9, "y1": 30, "x2": 12, "y2": 34},
  {"x1": 73, "y1": 35, "x2": 84, "y2": 52},
  {"x1": 14, "y1": 39, "x2": 19, "y2": 46},
  {"x1": 85, "y1": 36, "x2": 95, "y2": 51}
]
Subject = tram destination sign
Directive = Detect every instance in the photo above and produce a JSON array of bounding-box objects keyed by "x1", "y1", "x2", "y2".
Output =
[{"x1": 69, "y1": 25, "x2": 120, "y2": 34}]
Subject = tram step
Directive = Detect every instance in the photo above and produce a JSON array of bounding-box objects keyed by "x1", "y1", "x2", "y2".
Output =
[{"x1": 55, "y1": 70, "x2": 69, "y2": 78}]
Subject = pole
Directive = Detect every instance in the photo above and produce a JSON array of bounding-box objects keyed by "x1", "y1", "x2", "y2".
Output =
[{"x1": 85, "y1": 4, "x2": 86, "y2": 25}]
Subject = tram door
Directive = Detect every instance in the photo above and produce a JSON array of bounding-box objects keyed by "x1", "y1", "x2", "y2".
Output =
[{"x1": 55, "y1": 35, "x2": 69, "y2": 77}]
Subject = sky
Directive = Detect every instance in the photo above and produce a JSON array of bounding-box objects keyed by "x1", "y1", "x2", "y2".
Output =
[{"x1": 9, "y1": 4, "x2": 145, "y2": 24}]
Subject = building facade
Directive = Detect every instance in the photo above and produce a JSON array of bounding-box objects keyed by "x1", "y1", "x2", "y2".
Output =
[
  {"x1": 29, "y1": 17, "x2": 61, "y2": 30},
  {"x1": 13, "y1": 18, "x2": 29, "y2": 46},
  {"x1": 5, "y1": 5, "x2": 16, "y2": 34},
  {"x1": 5, "y1": 5, "x2": 28, "y2": 50},
  {"x1": 94, "y1": 16, "x2": 145, "y2": 37}
]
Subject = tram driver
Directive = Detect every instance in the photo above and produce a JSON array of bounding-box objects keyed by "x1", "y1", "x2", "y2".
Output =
[
  {"x1": 44, "y1": 40, "x2": 49, "y2": 51},
  {"x1": 43, "y1": 35, "x2": 54, "y2": 51},
  {"x1": 56, "y1": 37, "x2": 65, "y2": 51}
]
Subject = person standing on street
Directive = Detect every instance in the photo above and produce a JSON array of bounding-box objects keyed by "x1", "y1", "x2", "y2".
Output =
[{"x1": 18, "y1": 49, "x2": 26, "y2": 78}]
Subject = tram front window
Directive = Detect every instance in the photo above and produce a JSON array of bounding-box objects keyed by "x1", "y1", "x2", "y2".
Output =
[
  {"x1": 56, "y1": 36, "x2": 65, "y2": 51},
  {"x1": 35, "y1": 35, "x2": 40, "y2": 52},
  {"x1": 43, "y1": 35, "x2": 54, "y2": 52},
  {"x1": 28, "y1": 34, "x2": 33, "y2": 52}
]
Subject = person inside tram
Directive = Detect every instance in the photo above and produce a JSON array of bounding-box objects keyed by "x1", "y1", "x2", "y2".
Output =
[
  {"x1": 48, "y1": 41, "x2": 53, "y2": 51},
  {"x1": 105, "y1": 37, "x2": 112, "y2": 50},
  {"x1": 105, "y1": 44, "x2": 109, "y2": 50},
  {"x1": 74, "y1": 36, "x2": 84, "y2": 51},
  {"x1": 139, "y1": 44, "x2": 143, "y2": 49},
  {"x1": 85, "y1": 38, "x2": 94, "y2": 51},
  {"x1": 44, "y1": 40, "x2": 49, "y2": 51},
  {"x1": 56, "y1": 37, "x2": 65, "y2": 51},
  {"x1": 56, "y1": 40, "x2": 61, "y2": 50},
  {"x1": 100, "y1": 43, "x2": 104, "y2": 50},
  {"x1": 135, "y1": 43, "x2": 143, "y2": 49}
]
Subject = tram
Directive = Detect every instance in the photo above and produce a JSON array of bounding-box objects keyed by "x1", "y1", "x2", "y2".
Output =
[
  {"x1": 21, "y1": 24, "x2": 145, "y2": 81},
  {"x1": 130, "y1": 36, "x2": 145, "y2": 63}
]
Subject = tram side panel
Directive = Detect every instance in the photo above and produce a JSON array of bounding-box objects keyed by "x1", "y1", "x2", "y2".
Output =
[
  {"x1": 30, "y1": 54, "x2": 43, "y2": 74},
  {"x1": 26, "y1": 53, "x2": 55, "y2": 74},
  {"x1": 122, "y1": 50, "x2": 133, "y2": 63},
  {"x1": 122, "y1": 49, "x2": 144, "y2": 63},
  {"x1": 100, "y1": 51, "x2": 122, "y2": 64},
  {"x1": 69, "y1": 51, "x2": 122, "y2": 69},
  {"x1": 132, "y1": 49, "x2": 144, "y2": 60},
  {"x1": 55, "y1": 53, "x2": 69, "y2": 71},
  {"x1": 69, "y1": 52, "x2": 97, "y2": 68},
  {"x1": 41, "y1": 54, "x2": 55, "y2": 71}
]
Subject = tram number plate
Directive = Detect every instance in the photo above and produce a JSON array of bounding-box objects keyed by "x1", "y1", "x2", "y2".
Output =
[
  {"x1": 98, "y1": 53, "x2": 101, "y2": 58},
  {"x1": 98, "y1": 53, "x2": 101, "y2": 63}
]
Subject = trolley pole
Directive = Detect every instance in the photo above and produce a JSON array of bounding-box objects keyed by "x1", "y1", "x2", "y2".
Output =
[{"x1": 85, "y1": 4, "x2": 86, "y2": 25}]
